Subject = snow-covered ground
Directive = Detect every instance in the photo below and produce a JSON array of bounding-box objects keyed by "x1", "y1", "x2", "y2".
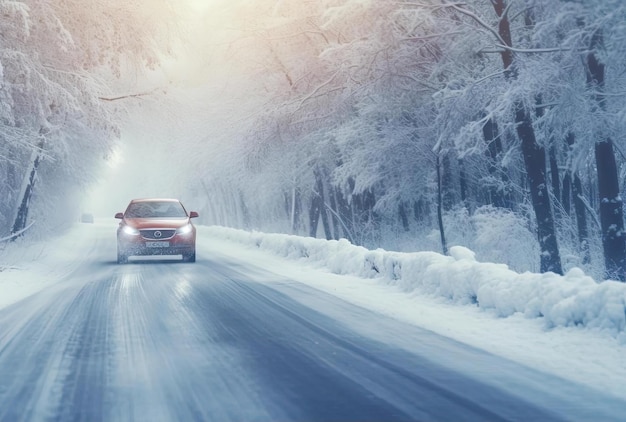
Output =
[
  {"x1": 202, "y1": 226, "x2": 626, "y2": 401},
  {"x1": 1, "y1": 222, "x2": 625, "y2": 401},
  {"x1": 0, "y1": 224, "x2": 95, "y2": 309}
]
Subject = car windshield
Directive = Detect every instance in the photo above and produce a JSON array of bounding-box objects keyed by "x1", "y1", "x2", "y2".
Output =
[{"x1": 125, "y1": 201, "x2": 187, "y2": 218}]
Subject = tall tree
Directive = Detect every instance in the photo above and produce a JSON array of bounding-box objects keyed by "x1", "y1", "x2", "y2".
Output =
[
  {"x1": 442, "y1": 0, "x2": 562, "y2": 273},
  {"x1": 498, "y1": 0, "x2": 563, "y2": 274},
  {"x1": 586, "y1": 28, "x2": 626, "y2": 280}
]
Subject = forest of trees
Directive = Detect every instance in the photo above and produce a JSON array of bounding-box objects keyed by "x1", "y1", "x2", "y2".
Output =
[
  {"x1": 185, "y1": 0, "x2": 626, "y2": 280},
  {"x1": 2, "y1": 0, "x2": 626, "y2": 281},
  {"x1": 0, "y1": 0, "x2": 180, "y2": 239}
]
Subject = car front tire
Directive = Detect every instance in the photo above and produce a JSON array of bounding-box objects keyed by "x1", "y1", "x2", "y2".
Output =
[
  {"x1": 117, "y1": 247, "x2": 128, "y2": 264},
  {"x1": 183, "y1": 250, "x2": 196, "y2": 263}
]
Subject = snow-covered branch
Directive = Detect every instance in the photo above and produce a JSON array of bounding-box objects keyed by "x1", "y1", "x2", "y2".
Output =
[
  {"x1": 446, "y1": 2, "x2": 508, "y2": 46},
  {"x1": 0, "y1": 221, "x2": 36, "y2": 243},
  {"x1": 98, "y1": 88, "x2": 163, "y2": 102}
]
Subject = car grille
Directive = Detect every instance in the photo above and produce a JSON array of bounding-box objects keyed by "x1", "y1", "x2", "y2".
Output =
[{"x1": 140, "y1": 229, "x2": 176, "y2": 240}]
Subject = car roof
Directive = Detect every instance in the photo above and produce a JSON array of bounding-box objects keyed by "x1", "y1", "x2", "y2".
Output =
[{"x1": 129, "y1": 198, "x2": 181, "y2": 203}]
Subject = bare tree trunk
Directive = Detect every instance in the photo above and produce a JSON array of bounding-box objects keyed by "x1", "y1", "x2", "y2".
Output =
[
  {"x1": 587, "y1": 29, "x2": 626, "y2": 280},
  {"x1": 436, "y1": 155, "x2": 448, "y2": 255},
  {"x1": 595, "y1": 140, "x2": 624, "y2": 279},
  {"x1": 493, "y1": 0, "x2": 562, "y2": 274},
  {"x1": 399, "y1": 203, "x2": 410, "y2": 232},
  {"x1": 308, "y1": 190, "x2": 321, "y2": 238},
  {"x1": 562, "y1": 172, "x2": 572, "y2": 216},
  {"x1": 334, "y1": 186, "x2": 354, "y2": 243},
  {"x1": 441, "y1": 154, "x2": 455, "y2": 211},
  {"x1": 482, "y1": 118, "x2": 506, "y2": 208},
  {"x1": 413, "y1": 198, "x2": 431, "y2": 226},
  {"x1": 308, "y1": 170, "x2": 332, "y2": 240},
  {"x1": 289, "y1": 187, "x2": 302, "y2": 234},
  {"x1": 535, "y1": 95, "x2": 561, "y2": 214},
  {"x1": 12, "y1": 138, "x2": 44, "y2": 238},
  {"x1": 548, "y1": 146, "x2": 561, "y2": 205},
  {"x1": 572, "y1": 174, "x2": 591, "y2": 265},
  {"x1": 328, "y1": 186, "x2": 340, "y2": 239},
  {"x1": 564, "y1": 133, "x2": 590, "y2": 265},
  {"x1": 516, "y1": 106, "x2": 562, "y2": 273},
  {"x1": 458, "y1": 158, "x2": 468, "y2": 208},
  {"x1": 316, "y1": 173, "x2": 332, "y2": 241}
]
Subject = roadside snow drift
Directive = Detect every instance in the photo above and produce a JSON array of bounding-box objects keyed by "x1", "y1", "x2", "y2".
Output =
[{"x1": 206, "y1": 226, "x2": 626, "y2": 339}]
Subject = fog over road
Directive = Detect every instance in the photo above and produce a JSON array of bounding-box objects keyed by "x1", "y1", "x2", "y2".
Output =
[{"x1": 0, "y1": 224, "x2": 620, "y2": 421}]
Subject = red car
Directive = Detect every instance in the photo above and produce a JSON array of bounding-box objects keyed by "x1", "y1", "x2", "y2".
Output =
[{"x1": 115, "y1": 198, "x2": 199, "y2": 264}]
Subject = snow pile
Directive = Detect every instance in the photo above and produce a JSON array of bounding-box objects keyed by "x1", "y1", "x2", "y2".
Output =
[{"x1": 207, "y1": 226, "x2": 626, "y2": 337}]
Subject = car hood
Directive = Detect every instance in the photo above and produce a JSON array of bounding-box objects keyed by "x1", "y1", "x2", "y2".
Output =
[{"x1": 123, "y1": 218, "x2": 190, "y2": 230}]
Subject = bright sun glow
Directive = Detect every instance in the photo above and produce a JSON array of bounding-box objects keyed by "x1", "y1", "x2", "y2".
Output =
[
  {"x1": 106, "y1": 146, "x2": 124, "y2": 169},
  {"x1": 187, "y1": 0, "x2": 213, "y2": 12}
]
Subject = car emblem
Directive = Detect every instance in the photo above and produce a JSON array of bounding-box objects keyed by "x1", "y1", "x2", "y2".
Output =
[{"x1": 154, "y1": 231, "x2": 162, "y2": 238}]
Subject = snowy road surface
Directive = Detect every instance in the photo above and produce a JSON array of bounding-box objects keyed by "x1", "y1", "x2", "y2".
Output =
[{"x1": 0, "y1": 224, "x2": 623, "y2": 421}]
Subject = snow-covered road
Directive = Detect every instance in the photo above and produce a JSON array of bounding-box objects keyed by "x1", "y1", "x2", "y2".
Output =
[{"x1": 0, "y1": 223, "x2": 624, "y2": 421}]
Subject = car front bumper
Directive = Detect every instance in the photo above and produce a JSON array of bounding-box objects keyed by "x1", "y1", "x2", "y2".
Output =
[{"x1": 117, "y1": 235, "x2": 195, "y2": 257}]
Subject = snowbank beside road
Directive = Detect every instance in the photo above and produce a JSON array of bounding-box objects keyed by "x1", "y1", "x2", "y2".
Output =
[
  {"x1": 0, "y1": 224, "x2": 94, "y2": 309},
  {"x1": 206, "y1": 226, "x2": 626, "y2": 340}
]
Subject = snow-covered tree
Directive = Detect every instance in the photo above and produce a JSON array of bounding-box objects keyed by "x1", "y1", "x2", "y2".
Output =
[
  {"x1": 161, "y1": 0, "x2": 626, "y2": 279},
  {"x1": 0, "y1": 0, "x2": 180, "y2": 237}
]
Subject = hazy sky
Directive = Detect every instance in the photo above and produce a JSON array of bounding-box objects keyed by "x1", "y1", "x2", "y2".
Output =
[{"x1": 84, "y1": 1, "x2": 224, "y2": 216}]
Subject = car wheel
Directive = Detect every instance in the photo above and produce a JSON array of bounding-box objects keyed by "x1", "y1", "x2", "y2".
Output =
[
  {"x1": 117, "y1": 249, "x2": 128, "y2": 264},
  {"x1": 183, "y1": 250, "x2": 196, "y2": 263}
]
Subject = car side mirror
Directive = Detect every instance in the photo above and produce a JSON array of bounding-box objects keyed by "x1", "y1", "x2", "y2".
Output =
[
  {"x1": 114, "y1": 212, "x2": 124, "y2": 219},
  {"x1": 189, "y1": 211, "x2": 199, "y2": 218}
]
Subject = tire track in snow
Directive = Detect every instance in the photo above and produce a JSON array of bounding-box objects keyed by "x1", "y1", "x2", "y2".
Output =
[
  {"x1": 0, "y1": 276, "x2": 116, "y2": 421},
  {"x1": 103, "y1": 263, "x2": 278, "y2": 421},
  {"x1": 52, "y1": 277, "x2": 117, "y2": 422}
]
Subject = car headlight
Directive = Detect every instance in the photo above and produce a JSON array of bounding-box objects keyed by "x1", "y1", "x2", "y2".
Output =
[
  {"x1": 177, "y1": 224, "x2": 193, "y2": 235},
  {"x1": 122, "y1": 225, "x2": 139, "y2": 236}
]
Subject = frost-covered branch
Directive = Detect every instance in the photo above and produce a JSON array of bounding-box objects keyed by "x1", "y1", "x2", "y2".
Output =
[
  {"x1": 292, "y1": 69, "x2": 342, "y2": 110},
  {"x1": 0, "y1": 221, "x2": 36, "y2": 243},
  {"x1": 446, "y1": 2, "x2": 508, "y2": 46},
  {"x1": 400, "y1": 31, "x2": 466, "y2": 41},
  {"x1": 98, "y1": 88, "x2": 163, "y2": 102},
  {"x1": 480, "y1": 45, "x2": 575, "y2": 54}
]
